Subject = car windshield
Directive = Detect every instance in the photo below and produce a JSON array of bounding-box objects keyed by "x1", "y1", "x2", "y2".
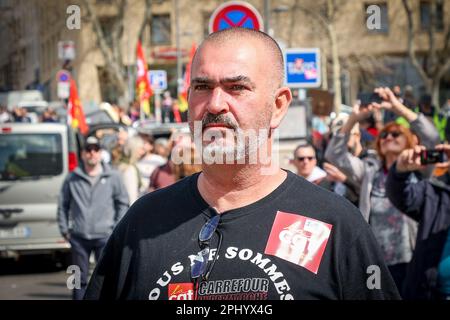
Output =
[{"x1": 0, "y1": 134, "x2": 63, "y2": 181}]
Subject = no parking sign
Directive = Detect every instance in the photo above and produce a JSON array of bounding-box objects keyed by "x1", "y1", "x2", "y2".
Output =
[{"x1": 209, "y1": 1, "x2": 263, "y2": 34}]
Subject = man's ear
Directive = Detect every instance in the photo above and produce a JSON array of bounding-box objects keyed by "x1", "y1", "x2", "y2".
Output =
[{"x1": 270, "y1": 87, "x2": 292, "y2": 130}]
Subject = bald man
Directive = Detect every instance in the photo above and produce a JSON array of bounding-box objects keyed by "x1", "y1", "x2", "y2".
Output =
[{"x1": 85, "y1": 28, "x2": 400, "y2": 300}]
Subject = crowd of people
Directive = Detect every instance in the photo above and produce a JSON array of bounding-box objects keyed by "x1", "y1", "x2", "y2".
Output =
[
  {"x1": 295, "y1": 86, "x2": 450, "y2": 300},
  {"x1": 3, "y1": 28, "x2": 450, "y2": 301}
]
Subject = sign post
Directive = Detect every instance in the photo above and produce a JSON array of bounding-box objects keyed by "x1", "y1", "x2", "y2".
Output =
[
  {"x1": 284, "y1": 48, "x2": 321, "y2": 88},
  {"x1": 58, "y1": 41, "x2": 76, "y2": 61},
  {"x1": 148, "y1": 70, "x2": 168, "y2": 124},
  {"x1": 56, "y1": 70, "x2": 71, "y2": 100},
  {"x1": 209, "y1": 1, "x2": 263, "y2": 34}
]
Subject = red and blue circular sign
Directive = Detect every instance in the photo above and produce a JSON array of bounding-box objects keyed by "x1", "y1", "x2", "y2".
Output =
[
  {"x1": 56, "y1": 70, "x2": 71, "y2": 83},
  {"x1": 209, "y1": 1, "x2": 264, "y2": 34}
]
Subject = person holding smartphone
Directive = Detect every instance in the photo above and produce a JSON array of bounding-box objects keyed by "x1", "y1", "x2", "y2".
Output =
[
  {"x1": 386, "y1": 144, "x2": 450, "y2": 299},
  {"x1": 325, "y1": 87, "x2": 440, "y2": 294}
]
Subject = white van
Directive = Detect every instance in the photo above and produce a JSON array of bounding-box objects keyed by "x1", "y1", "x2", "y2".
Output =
[{"x1": 0, "y1": 123, "x2": 80, "y2": 262}]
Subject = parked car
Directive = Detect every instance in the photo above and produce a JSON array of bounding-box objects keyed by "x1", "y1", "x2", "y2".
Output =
[{"x1": 0, "y1": 122, "x2": 81, "y2": 264}]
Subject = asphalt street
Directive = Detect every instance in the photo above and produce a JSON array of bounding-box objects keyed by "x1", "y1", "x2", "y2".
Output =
[{"x1": 0, "y1": 255, "x2": 71, "y2": 300}]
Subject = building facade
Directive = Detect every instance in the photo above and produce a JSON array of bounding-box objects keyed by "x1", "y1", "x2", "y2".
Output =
[{"x1": 1, "y1": 0, "x2": 449, "y2": 109}]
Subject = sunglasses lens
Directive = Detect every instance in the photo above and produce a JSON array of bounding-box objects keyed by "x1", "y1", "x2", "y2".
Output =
[
  {"x1": 381, "y1": 131, "x2": 401, "y2": 139},
  {"x1": 297, "y1": 157, "x2": 314, "y2": 161},
  {"x1": 86, "y1": 146, "x2": 100, "y2": 152},
  {"x1": 191, "y1": 248, "x2": 210, "y2": 279},
  {"x1": 199, "y1": 215, "x2": 220, "y2": 242}
]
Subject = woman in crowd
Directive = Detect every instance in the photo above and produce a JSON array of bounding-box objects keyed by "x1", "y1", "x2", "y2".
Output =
[
  {"x1": 118, "y1": 135, "x2": 146, "y2": 205},
  {"x1": 325, "y1": 87, "x2": 440, "y2": 293},
  {"x1": 149, "y1": 132, "x2": 201, "y2": 191}
]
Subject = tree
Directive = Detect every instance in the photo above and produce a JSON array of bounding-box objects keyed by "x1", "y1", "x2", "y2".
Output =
[
  {"x1": 402, "y1": 0, "x2": 450, "y2": 109},
  {"x1": 288, "y1": 0, "x2": 343, "y2": 113},
  {"x1": 82, "y1": 0, "x2": 153, "y2": 104}
]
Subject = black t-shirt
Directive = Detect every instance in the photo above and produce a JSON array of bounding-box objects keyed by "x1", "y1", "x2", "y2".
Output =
[{"x1": 85, "y1": 171, "x2": 400, "y2": 300}]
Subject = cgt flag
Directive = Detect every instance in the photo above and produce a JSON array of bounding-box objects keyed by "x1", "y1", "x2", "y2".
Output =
[
  {"x1": 178, "y1": 43, "x2": 196, "y2": 114},
  {"x1": 136, "y1": 41, "x2": 153, "y2": 116},
  {"x1": 67, "y1": 78, "x2": 88, "y2": 135}
]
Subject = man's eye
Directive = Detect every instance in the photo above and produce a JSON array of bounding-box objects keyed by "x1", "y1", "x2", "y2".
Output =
[
  {"x1": 194, "y1": 84, "x2": 210, "y2": 91},
  {"x1": 229, "y1": 85, "x2": 245, "y2": 91}
]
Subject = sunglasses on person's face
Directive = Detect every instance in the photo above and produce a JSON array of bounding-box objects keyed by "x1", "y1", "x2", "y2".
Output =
[
  {"x1": 85, "y1": 145, "x2": 100, "y2": 153},
  {"x1": 191, "y1": 214, "x2": 222, "y2": 283},
  {"x1": 296, "y1": 156, "x2": 315, "y2": 162},
  {"x1": 379, "y1": 131, "x2": 402, "y2": 139}
]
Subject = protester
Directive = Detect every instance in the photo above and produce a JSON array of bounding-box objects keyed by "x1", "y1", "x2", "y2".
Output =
[
  {"x1": 118, "y1": 135, "x2": 146, "y2": 205},
  {"x1": 149, "y1": 132, "x2": 201, "y2": 191},
  {"x1": 12, "y1": 107, "x2": 31, "y2": 123},
  {"x1": 57, "y1": 136, "x2": 129, "y2": 299},
  {"x1": 153, "y1": 137, "x2": 170, "y2": 159},
  {"x1": 85, "y1": 28, "x2": 399, "y2": 300},
  {"x1": 386, "y1": 144, "x2": 450, "y2": 299},
  {"x1": 292, "y1": 143, "x2": 327, "y2": 184},
  {"x1": 41, "y1": 107, "x2": 58, "y2": 123},
  {"x1": 0, "y1": 105, "x2": 11, "y2": 123},
  {"x1": 136, "y1": 133, "x2": 167, "y2": 195},
  {"x1": 162, "y1": 90, "x2": 174, "y2": 123},
  {"x1": 111, "y1": 127, "x2": 128, "y2": 167},
  {"x1": 321, "y1": 162, "x2": 360, "y2": 207},
  {"x1": 325, "y1": 88, "x2": 440, "y2": 292}
]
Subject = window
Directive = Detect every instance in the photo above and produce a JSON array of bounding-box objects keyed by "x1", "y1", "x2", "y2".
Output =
[
  {"x1": 0, "y1": 134, "x2": 63, "y2": 180},
  {"x1": 151, "y1": 14, "x2": 171, "y2": 45},
  {"x1": 420, "y1": 1, "x2": 444, "y2": 31},
  {"x1": 365, "y1": 3, "x2": 389, "y2": 33}
]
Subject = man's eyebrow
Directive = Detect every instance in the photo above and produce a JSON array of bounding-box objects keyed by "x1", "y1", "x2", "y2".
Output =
[
  {"x1": 191, "y1": 76, "x2": 255, "y2": 88},
  {"x1": 220, "y1": 75, "x2": 254, "y2": 87},
  {"x1": 191, "y1": 77, "x2": 213, "y2": 84}
]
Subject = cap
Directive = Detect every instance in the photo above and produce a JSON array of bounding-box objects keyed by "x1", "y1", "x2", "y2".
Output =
[{"x1": 85, "y1": 136, "x2": 100, "y2": 148}]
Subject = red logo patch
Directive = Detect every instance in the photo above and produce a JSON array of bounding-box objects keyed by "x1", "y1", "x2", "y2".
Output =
[
  {"x1": 264, "y1": 211, "x2": 332, "y2": 274},
  {"x1": 168, "y1": 283, "x2": 194, "y2": 300}
]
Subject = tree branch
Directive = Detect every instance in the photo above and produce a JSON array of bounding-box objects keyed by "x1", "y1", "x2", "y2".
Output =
[
  {"x1": 138, "y1": 0, "x2": 153, "y2": 43},
  {"x1": 111, "y1": 0, "x2": 126, "y2": 73},
  {"x1": 402, "y1": 0, "x2": 431, "y2": 89},
  {"x1": 82, "y1": 0, "x2": 127, "y2": 93},
  {"x1": 427, "y1": 0, "x2": 437, "y2": 75}
]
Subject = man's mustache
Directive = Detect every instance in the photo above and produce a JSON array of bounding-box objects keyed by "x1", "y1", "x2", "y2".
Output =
[{"x1": 201, "y1": 113, "x2": 238, "y2": 130}]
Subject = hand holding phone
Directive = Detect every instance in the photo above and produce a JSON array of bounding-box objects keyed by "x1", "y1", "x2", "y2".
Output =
[
  {"x1": 357, "y1": 92, "x2": 383, "y2": 106},
  {"x1": 420, "y1": 149, "x2": 447, "y2": 165}
]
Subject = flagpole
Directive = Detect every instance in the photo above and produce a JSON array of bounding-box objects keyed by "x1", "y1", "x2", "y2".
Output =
[{"x1": 175, "y1": 0, "x2": 182, "y2": 98}]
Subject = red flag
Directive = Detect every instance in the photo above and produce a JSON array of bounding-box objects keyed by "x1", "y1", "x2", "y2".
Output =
[
  {"x1": 136, "y1": 41, "x2": 153, "y2": 116},
  {"x1": 178, "y1": 43, "x2": 196, "y2": 113},
  {"x1": 67, "y1": 78, "x2": 88, "y2": 135}
]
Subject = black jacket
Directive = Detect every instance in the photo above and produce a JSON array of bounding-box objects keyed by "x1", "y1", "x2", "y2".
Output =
[{"x1": 386, "y1": 165, "x2": 450, "y2": 299}]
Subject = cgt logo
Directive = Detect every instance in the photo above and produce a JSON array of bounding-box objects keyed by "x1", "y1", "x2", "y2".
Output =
[
  {"x1": 265, "y1": 211, "x2": 332, "y2": 274},
  {"x1": 168, "y1": 283, "x2": 194, "y2": 300}
]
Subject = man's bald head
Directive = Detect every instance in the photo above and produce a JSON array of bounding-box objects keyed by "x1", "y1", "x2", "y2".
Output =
[{"x1": 192, "y1": 27, "x2": 285, "y2": 89}]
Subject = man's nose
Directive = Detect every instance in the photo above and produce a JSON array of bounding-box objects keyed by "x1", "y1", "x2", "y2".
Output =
[{"x1": 207, "y1": 87, "x2": 229, "y2": 115}]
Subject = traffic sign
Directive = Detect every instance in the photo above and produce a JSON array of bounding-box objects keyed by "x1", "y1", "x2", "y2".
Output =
[
  {"x1": 284, "y1": 48, "x2": 321, "y2": 88},
  {"x1": 209, "y1": 1, "x2": 263, "y2": 34},
  {"x1": 148, "y1": 70, "x2": 168, "y2": 91},
  {"x1": 58, "y1": 41, "x2": 76, "y2": 61},
  {"x1": 56, "y1": 70, "x2": 71, "y2": 99}
]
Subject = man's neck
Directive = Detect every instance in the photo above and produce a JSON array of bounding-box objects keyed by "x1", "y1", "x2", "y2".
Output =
[
  {"x1": 197, "y1": 164, "x2": 287, "y2": 213},
  {"x1": 84, "y1": 163, "x2": 102, "y2": 177}
]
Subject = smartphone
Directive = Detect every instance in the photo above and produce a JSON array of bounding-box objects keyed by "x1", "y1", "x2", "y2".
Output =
[
  {"x1": 420, "y1": 149, "x2": 447, "y2": 165},
  {"x1": 357, "y1": 92, "x2": 383, "y2": 106}
]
